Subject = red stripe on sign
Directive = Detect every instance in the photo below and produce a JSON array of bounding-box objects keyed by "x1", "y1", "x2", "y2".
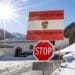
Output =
[
  {"x1": 29, "y1": 10, "x2": 64, "y2": 21},
  {"x1": 26, "y1": 30, "x2": 64, "y2": 40}
]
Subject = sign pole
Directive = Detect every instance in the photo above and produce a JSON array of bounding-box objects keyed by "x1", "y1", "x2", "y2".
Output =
[
  {"x1": 42, "y1": 70, "x2": 45, "y2": 75},
  {"x1": 58, "y1": 49, "x2": 61, "y2": 67}
]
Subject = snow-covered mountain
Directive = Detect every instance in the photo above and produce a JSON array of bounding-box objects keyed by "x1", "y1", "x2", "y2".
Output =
[
  {"x1": 0, "y1": 28, "x2": 26, "y2": 40},
  {"x1": 12, "y1": 33, "x2": 26, "y2": 40},
  {"x1": 12, "y1": 33, "x2": 25, "y2": 38},
  {"x1": 0, "y1": 28, "x2": 14, "y2": 40}
]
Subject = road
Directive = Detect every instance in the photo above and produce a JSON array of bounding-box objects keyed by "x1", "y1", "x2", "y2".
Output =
[
  {"x1": 0, "y1": 61, "x2": 59, "y2": 75},
  {"x1": 0, "y1": 61, "x2": 42, "y2": 75}
]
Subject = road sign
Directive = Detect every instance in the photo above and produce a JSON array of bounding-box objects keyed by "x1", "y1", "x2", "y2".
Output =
[
  {"x1": 27, "y1": 10, "x2": 64, "y2": 40},
  {"x1": 32, "y1": 62, "x2": 53, "y2": 71},
  {"x1": 33, "y1": 41, "x2": 54, "y2": 61},
  {"x1": 32, "y1": 62, "x2": 53, "y2": 75},
  {"x1": 32, "y1": 61, "x2": 59, "y2": 75}
]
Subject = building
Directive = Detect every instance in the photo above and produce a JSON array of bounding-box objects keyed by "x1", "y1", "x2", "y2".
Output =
[
  {"x1": 0, "y1": 40, "x2": 37, "y2": 57},
  {"x1": 0, "y1": 38, "x2": 69, "y2": 57}
]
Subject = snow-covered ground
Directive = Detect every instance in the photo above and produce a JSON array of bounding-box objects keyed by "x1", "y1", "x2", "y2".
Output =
[
  {"x1": 0, "y1": 61, "x2": 43, "y2": 75},
  {"x1": 52, "y1": 55, "x2": 75, "y2": 75},
  {"x1": 0, "y1": 60, "x2": 59, "y2": 75},
  {"x1": 52, "y1": 43, "x2": 75, "y2": 75}
]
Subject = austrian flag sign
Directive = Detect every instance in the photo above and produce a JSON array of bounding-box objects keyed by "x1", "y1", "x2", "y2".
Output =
[
  {"x1": 27, "y1": 10, "x2": 64, "y2": 40},
  {"x1": 33, "y1": 41, "x2": 54, "y2": 61}
]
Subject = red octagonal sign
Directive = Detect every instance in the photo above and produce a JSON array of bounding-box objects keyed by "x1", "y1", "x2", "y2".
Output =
[{"x1": 33, "y1": 41, "x2": 54, "y2": 61}]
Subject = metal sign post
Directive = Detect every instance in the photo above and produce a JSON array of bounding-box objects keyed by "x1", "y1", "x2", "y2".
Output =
[{"x1": 42, "y1": 70, "x2": 45, "y2": 75}]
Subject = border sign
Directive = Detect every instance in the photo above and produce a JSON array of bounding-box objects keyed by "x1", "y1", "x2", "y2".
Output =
[{"x1": 27, "y1": 10, "x2": 64, "y2": 40}]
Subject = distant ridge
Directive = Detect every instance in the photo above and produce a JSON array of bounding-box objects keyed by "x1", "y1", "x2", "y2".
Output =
[{"x1": 0, "y1": 28, "x2": 14, "y2": 40}]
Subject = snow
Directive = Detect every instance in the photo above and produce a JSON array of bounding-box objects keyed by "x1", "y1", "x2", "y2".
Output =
[
  {"x1": 22, "y1": 71, "x2": 42, "y2": 75},
  {"x1": 52, "y1": 43, "x2": 75, "y2": 75},
  {"x1": 0, "y1": 60, "x2": 59, "y2": 75},
  {"x1": 59, "y1": 61, "x2": 75, "y2": 75},
  {"x1": 0, "y1": 61, "x2": 43, "y2": 75},
  {"x1": 52, "y1": 61, "x2": 75, "y2": 75},
  {"x1": 60, "y1": 43, "x2": 75, "y2": 53},
  {"x1": 55, "y1": 43, "x2": 75, "y2": 55}
]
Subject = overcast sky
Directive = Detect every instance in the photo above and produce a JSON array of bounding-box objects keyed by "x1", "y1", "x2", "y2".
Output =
[{"x1": 0, "y1": 0, "x2": 75, "y2": 34}]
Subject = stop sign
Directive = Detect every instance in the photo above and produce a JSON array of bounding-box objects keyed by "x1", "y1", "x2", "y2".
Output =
[{"x1": 33, "y1": 41, "x2": 54, "y2": 61}]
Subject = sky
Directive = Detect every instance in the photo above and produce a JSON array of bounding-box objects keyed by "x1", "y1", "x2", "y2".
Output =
[{"x1": 0, "y1": 0, "x2": 75, "y2": 34}]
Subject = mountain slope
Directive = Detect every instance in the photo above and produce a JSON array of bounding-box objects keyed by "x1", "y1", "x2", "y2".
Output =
[
  {"x1": 12, "y1": 33, "x2": 25, "y2": 40},
  {"x1": 0, "y1": 29, "x2": 14, "y2": 40}
]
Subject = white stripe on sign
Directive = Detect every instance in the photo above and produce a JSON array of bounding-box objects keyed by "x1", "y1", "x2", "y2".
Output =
[{"x1": 28, "y1": 20, "x2": 64, "y2": 30}]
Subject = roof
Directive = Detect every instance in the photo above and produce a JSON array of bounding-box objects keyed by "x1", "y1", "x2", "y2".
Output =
[{"x1": 0, "y1": 39, "x2": 38, "y2": 43}]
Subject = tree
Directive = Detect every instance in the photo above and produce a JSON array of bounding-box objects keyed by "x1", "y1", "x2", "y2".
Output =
[{"x1": 64, "y1": 22, "x2": 75, "y2": 45}]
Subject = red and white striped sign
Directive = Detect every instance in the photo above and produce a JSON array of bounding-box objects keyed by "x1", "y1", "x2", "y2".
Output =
[{"x1": 27, "y1": 10, "x2": 64, "y2": 40}]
